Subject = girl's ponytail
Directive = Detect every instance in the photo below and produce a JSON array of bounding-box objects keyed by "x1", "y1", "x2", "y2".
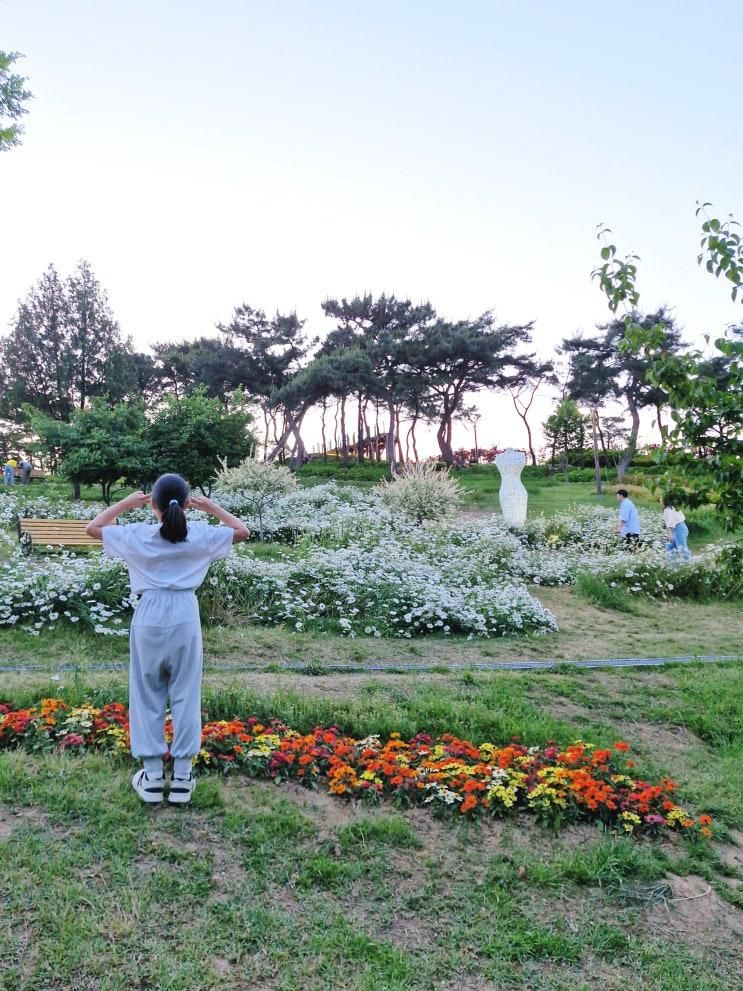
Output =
[{"x1": 151, "y1": 474, "x2": 190, "y2": 543}]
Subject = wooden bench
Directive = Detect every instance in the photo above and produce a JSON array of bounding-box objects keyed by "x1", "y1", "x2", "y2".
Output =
[
  {"x1": 17, "y1": 518, "x2": 103, "y2": 555},
  {"x1": 13, "y1": 468, "x2": 48, "y2": 483}
]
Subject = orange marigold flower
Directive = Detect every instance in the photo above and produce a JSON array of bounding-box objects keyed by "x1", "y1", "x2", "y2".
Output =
[
  {"x1": 460, "y1": 795, "x2": 478, "y2": 814},
  {"x1": 613, "y1": 741, "x2": 630, "y2": 752},
  {"x1": 698, "y1": 815, "x2": 712, "y2": 826}
]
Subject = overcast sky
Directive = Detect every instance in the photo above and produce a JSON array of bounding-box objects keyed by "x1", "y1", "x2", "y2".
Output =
[{"x1": 1, "y1": 1, "x2": 741, "y2": 454}]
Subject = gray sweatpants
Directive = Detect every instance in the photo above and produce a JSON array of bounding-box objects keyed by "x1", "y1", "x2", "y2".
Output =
[{"x1": 129, "y1": 590, "x2": 203, "y2": 762}]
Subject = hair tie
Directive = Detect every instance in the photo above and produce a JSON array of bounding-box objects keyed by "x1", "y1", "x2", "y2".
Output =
[{"x1": 169, "y1": 499, "x2": 179, "y2": 506}]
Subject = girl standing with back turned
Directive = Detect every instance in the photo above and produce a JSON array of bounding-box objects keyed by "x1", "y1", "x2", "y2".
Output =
[{"x1": 86, "y1": 474, "x2": 250, "y2": 804}]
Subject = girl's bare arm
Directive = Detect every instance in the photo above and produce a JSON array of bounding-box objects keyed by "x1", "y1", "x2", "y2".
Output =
[
  {"x1": 187, "y1": 495, "x2": 251, "y2": 543},
  {"x1": 85, "y1": 491, "x2": 151, "y2": 540}
]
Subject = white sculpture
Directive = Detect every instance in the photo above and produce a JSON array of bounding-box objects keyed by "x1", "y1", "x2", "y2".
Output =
[{"x1": 495, "y1": 448, "x2": 528, "y2": 525}]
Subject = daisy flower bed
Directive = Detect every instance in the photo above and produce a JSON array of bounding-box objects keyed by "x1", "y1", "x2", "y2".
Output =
[
  {"x1": 1, "y1": 488, "x2": 736, "y2": 639},
  {"x1": 0, "y1": 697, "x2": 713, "y2": 840}
]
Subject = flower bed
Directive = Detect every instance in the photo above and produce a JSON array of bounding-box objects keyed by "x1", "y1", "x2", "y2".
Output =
[
  {"x1": 0, "y1": 488, "x2": 736, "y2": 639},
  {"x1": 0, "y1": 698, "x2": 712, "y2": 838}
]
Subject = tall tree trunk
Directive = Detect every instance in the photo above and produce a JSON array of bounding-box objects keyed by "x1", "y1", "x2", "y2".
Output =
[
  {"x1": 598, "y1": 423, "x2": 607, "y2": 455},
  {"x1": 406, "y1": 411, "x2": 419, "y2": 462},
  {"x1": 513, "y1": 408, "x2": 537, "y2": 466},
  {"x1": 524, "y1": 415, "x2": 536, "y2": 466},
  {"x1": 71, "y1": 481, "x2": 81, "y2": 500},
  {"x1": 266, "y1": 407, "x2": 308, "y2": 463},
  {"x1": 362, "y1": 403, "x2": 370, "y2": 460},
  {"x1": 266, "y1": 421, "x2": 293, "y2": 462},
  {"x1": 374, "y1": 403, "x2": 381, "y2": 462},
  {"x1": 395, "y1": 410, "x2": 404, "y2": 464},
  {"x1": 590, "y1": 407, "x2": 602, "y2": 496},
  {"x1": 437, "y1": 412, "x2": 454, "y2": 465},
  {"x1": 263, "y1": 408, "x2": 270, "y2": 458},
  {"x1": 387, "y1": 402, "x2": 397, "y2": 476},
  {"x1": 357, "y1": 394, "x2": 365, "y2": 463},
  {"x1": 617, "y1": 399, "x2": 640, "y2": 479},
  {"x1": 289, "y1": 414, "x2": 307, "y2": 467},
  {"x1": 655, "y1": 403, "x2": 664, "y2": 442},
  {"x1": 321, "y1": 399, "x2": 328, "y2": 460},
  {"x1": 333, "y1": 400, "x2": 339, "y2": 455},
  {"x1": 340, "y1": 397, "x2": 349, "y2": 465},
  {"x1": 411, "y1": 420, "x2": 419, "y2": 462}
]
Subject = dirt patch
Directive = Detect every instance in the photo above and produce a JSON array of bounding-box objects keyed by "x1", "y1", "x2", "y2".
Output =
[
  {"x1": 376, "y1": 915, "x2": 432, "y2": 951},
  {"x1": 0, "y1": 804, "x2": 76, "y2": 840},
  {"x1": 145, "y1": 811, "x2": 249, "y2": 902},
  {"x1": 539, "y1": 696, "x2": 593, "y2": 722},
  {"x1": 626, "y1": 721, "x2": 703, "y2": 763},
  {"x1": 646, "y1": 872, "x2": 743, "y2": 958},
  {"x1": 716, "y1": 829, "x2": 743, "y2": 872}
]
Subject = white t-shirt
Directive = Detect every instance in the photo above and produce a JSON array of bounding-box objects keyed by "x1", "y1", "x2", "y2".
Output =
[
  {"x1": 102, "y1": 521, "x2": 234, "y2": 593},
  {"x1": 663, "y1": 507, "x2": 686, "y2": 529}
]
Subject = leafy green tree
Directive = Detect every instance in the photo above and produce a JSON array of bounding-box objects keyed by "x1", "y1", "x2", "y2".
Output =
[
  {"x1": 148, "y1": 389, "x2": 255, "y2": 494},
  {"x1": 0, "y1": 261, "x2": 136, "y2": 421},
  {"x1": 320, "y1": 295, "x2": 437, "y2": 470},
  {"x1": 0, "y1": 264, "x2": 72, "y2": 422},
  {"x1": 151, "y1": 337, "x2": 245, "y2": 403},
  {"x1": 217, "y1": 306, "x2": 314, "y2": 463},
  {"x1": 0, "y1": 51, "x2": 32, "y2": 150},
  {"x1": 592, "y1": 211, "x2": 742, "y2": 528},
  {"x1": 404, "y1": 315, "x2": 536, "y2": 464},
  {"x1": 542, "y1": 398, "x2": 588, "y2": 476},
  {"x1": 279, "y1": 348, "x2": 375, "y2": 465},
  {"x1": 561, "y1": 308, "x2": 683, "y2": 478},
  {"x1": 32, "y1": 401, "x2": 153, "y2": 504}
]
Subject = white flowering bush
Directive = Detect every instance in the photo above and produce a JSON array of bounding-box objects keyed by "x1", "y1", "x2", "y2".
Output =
[
  {"x1": 214, "y1": 457, "x2": 297, "y2": 541},
  {"x1": 214, "y1": 483, "x2": 389, "y2": 544},
  {"x1": 0, "y1": 484, "x2": 736, "y2": 640},
  {"x1": 0, "y1": 491, "x2": 107, "y2": 526},
  {"x1": 0, "y1": 553, "x2": 133, "y2": 636},
  {"x1": 377, "y1": 463, "x2": 463, "y2": 524},
  {"x1": 199, "y1": 540, "x2": 557, "y2": 638},
  {"x1": 597, "y1": 545, "x2": 740, "y2": 601}
]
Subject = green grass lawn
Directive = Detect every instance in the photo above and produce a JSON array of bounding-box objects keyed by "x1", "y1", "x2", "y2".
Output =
[
  {"x1": 2, "y1": 471, "x2": 741, "y2": 989},
  {"x1": 2, "y1": 662, "x2": 743, "y2": 991}
]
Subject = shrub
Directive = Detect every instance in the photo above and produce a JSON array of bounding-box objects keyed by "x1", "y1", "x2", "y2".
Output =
[
  {"x1": 376, "y1": 462, "x2": 464, "y2": 524},
  {"x1": 214, "y1": 457, "x2": 297, "y2": 541}
]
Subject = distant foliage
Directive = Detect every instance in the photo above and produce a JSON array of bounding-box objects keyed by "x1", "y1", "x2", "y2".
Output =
[
  {"x1": 377, "y1": 462, "x2": 463, "y2": 524},
  {"x1": 0, "y1": 51, "x2": 32, "y2": 150},
  {"x1": 149, "y1": 389, "x2": 255, "y2": 495}
]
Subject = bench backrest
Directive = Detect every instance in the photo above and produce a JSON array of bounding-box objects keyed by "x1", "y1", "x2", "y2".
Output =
[{"x1": 18, "y1": 518, "x2": 102, "y2": 546}]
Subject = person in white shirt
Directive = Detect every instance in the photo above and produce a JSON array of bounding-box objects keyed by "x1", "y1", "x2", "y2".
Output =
[
  {"x1": 662, "y1": 495, "x2": 691, "y2": 562},
  {"x1": 86, "y1": 474, "x2": 250, "y2": 805}
]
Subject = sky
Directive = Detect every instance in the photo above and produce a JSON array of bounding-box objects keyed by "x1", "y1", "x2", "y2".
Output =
[{"x1": 1, "y1": 0, "x2": 741, "y2": 456}]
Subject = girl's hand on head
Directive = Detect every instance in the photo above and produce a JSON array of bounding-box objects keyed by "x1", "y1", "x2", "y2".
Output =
[
  {"x1": 124, "y1": 491, "x2": 150, "y2": 510},
  {"x1": 186, "y1": 494, "x2": 213, "y2": 513}
]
